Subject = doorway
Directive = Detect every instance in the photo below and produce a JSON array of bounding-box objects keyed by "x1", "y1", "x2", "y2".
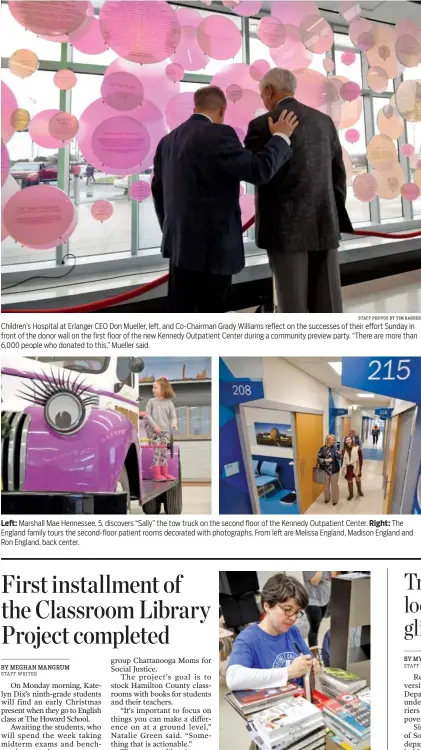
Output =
[
  {"x1": 294, "y1": 412, "x2": 324, "y2": 513},
  {"x1": 390, "y1": 408, "x2": 416, "y2": 514}
]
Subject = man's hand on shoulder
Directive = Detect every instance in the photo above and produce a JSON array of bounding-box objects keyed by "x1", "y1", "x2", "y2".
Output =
[{"x1": 269, "y1": 110, "x2": 299, "y2": 138}]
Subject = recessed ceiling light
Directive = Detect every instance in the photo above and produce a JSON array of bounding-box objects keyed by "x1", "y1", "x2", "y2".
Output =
[
  {"x1": 328, "y1": 361, "x2": 342, "y2": 375},
  {"x1": 357, "y1": 393, "x2": 374, "y2": 398}
]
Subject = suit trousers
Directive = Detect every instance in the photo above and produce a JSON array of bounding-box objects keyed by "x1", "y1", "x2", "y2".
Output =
[
  {"x1": 168, "y1": 262, "x2": 232, "y2": 313},
  {"x1": 268, "y1": 247, "x2": 343, "y2": 313},
  {"x1": 324, "y1": 471, "x2": 339, "y2": 505}
]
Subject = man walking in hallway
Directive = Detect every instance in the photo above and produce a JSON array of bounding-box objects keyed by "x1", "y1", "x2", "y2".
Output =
[
  {"x1": 244, "y1": 68, "x2": 353, "y2": 313},
  {"x1": 151, "y1": 85, "x2": 298, "y2": 313},
  {"x1": 372, "y1": 424, "x2": 380, "y2": 445}
]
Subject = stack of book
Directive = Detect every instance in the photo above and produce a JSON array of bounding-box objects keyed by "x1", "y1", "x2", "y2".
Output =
[
  {"x1": 246, "y1": 696, "x2": 325, "y2": 750},
  {"x1": 323, "y1": 693, "x2": 371, "y2": 750},
  {"x1": 225, "y1": 683, "x2": 304, "y2": 719},
  {"x1": 355, "y1": 688, "x2": 370, "y2": 705},
  {"x1": 319, "y1": 667, "x2": 367, "y2": 698}
]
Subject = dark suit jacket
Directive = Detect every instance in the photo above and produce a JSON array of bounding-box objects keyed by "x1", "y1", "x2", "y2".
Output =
[
  {"x1": 151, "y1": 114, "x2": 292, "y2": 276},
  {"x1": 244, "y1": 98, "x2": 353, "y2": 255}
]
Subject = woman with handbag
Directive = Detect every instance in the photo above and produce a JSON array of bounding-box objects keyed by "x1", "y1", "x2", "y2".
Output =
[
  {"x1": 342, "y1": 435, "x2": 364, "y2": 500},
  {"x1": 316, "y1": 435, "x2": 342, "y2": 506}
]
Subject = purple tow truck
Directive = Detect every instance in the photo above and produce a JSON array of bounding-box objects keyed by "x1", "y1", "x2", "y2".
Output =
[{"x1": 1, "y1": 356, "x2": 182, "y2": 515}]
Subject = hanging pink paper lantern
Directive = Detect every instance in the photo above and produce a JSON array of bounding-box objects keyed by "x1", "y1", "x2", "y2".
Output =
[
  {"x1": 171, "y1": 8, "x2": 208, "y2": 72},
  {"x1": 3, "y1": 185, "x2": 76, "y2": 248},
  {"x1": 1, "y1": 141, "x2": 9, "y2": 188},
  {"x1": 48, "y1": 112, "x2": 79, "y2": 142},
  {"x1": 224, "y1": 90, "x2": 261, "y2": 132},
  {"x1": 226, "y1": 84, "x2": 243, "y2": 103},
  {"x1": 92, "y1": 115, "x2": 150, "y2": 171},
  {"x1": 9, "y1": 0, "x2": 88, "y2": 36},
  {"x1": 129, "y1": 180, "x2": 151, "y2": 201},
  {"x1": 29, "y1": 109, "x2": 76, "y2": 149},
  {"x1": 91, "y1": 200, "x2": 114, "y2": 221},
  {"x1": 395, "y1": 34, "x2": 421, "y2": 68},
  {"x1": 230, "y1": 1, "x2": 262, "y2": 17},
  {"x1": 294, "y1": 70, "x2": 341, "y2": 127},
  {"x1": 401, "y1": 183, "x2": 420, "y2": 201},
  {"x1": 367, "y1": 25, "x2": 401, "y2": 79},
  {"x1": 54, "y1": 69, "x2": 77, "y2": 90},
  {"x1": 166, "y1": 93, "x2": 195, "y2": 130},
  {"x1": 395, "y1": 80, "x2": 421, "y2": 123},
  {"x1": 1, "y1": 81, "x2": 18, "y2": 144},
  {"x1": 28, "y1": 209, "x2": 78, "y2": 250},
  {"x1": 270, "y1": 24, "x2": 313, "y2": 71},
  {"x1": 323, "y1": 57, "x2": 335, "y2": 73},
  {"x1": 77, "y1": 98, "x2": 160, "y2": 174},
  {"x1": 345, "y1": 128, "x2": 360, "y2": 144},
  {"x1": 353, "y1": 173, "x2": 377, "y2": 202},
  {"x1": 250, "y1": 59, "x2": 270, "y2": 82},
  {"x1": 257, "y1": 17, "x2": 285, "y2": 48},
  {"x1": 166, "y1": 63, "x2": 184, "y2": 83},
  {"x1": 367, "y1": 67, "x2": 388, "y2": 93},
  {"x1": 99, "y1": 1, "x2": 181, "y2": 64},
  {"x1": 401, "y1": 144, "x2": 415, "y2": 158},
  {"x1": 104, "y1": 58, "x2": 181, "y2": 113},
  {"x1": 300, "y1": 15, "x2": 333, "y2": 55},
  {"x1": 342, "y1": 147, "x2": 353, "y2": 186},
  {"x1": 340, "y1": 81, "x2": 361, "y2": 101},
  {"x1": 341, "y1": 51, "x2": 356, "y2": 66},
  {"x1": 101, "y1": 72, "x2": 144, "y2": 111},
  {"x1": 367, "y1": 135, "x2": 398, "y2": 172},
  {"x1": 211, "y1": 63, "x2": 259, "y2": 96},
  {"x1": 70, "y1": 16, "x2": 109, "y2": 56},
  {"x1": 349, "y1": 18, "x2": 375, "y2": 51},
  {"x1": 197, "y1": 15, "x2": 242, "y2": 60},
  {"x1": 1, "y1": 176, "x2": 20, "y2": 241}
]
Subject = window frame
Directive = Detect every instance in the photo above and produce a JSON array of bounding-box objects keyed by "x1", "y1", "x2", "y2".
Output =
[
  {"x1": 1, "y1": 0, "x2": 420, "y2": 287},
  {"x1": 175, "y1": 404, "x2": 212, "y2": 441}
]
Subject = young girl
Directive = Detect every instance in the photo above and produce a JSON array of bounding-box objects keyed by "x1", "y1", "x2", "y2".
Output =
[
  {"x1": 146, "y1": 377, "x2": 177, "y2": 482},
  {"x1": 342, "y1": 435, "x2": 364, "y2": 500}
]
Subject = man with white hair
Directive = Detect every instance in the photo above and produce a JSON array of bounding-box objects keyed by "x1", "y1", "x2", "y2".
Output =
[{"x1": 245, "y1": 67, "x2": 353, "y2": 313}]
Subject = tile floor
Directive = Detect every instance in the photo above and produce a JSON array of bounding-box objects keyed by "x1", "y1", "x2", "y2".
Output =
[{"x1": 307, "y1": 440, "x2": 385, "y2": 515}]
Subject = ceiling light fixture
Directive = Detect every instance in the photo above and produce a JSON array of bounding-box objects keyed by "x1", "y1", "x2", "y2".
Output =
[
  {"x1": 328, "y1": 361, "x2": 342, "y2": 376},
  {"x1": 357, "y1": 393, "x2": 375, "y2": 398}
]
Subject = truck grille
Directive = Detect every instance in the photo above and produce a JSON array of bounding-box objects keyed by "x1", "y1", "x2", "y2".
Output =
[{"x1": 1, "y1": 411, "x2": 31, "y2": 491}]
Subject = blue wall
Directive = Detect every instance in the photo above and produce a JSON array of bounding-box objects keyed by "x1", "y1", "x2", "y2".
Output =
[{"x1": 219, "y1": 358, "x2": 264, "y2": 514}]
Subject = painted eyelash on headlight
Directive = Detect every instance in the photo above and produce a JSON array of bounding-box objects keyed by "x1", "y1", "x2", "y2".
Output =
[{"x1": 16, "y1": 369, "x2": 99, "y2": 407}]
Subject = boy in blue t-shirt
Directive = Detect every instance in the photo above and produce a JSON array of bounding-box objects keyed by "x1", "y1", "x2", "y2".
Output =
[{"x1": 226, "y1": 573, "x2": 319, "y2": 691}]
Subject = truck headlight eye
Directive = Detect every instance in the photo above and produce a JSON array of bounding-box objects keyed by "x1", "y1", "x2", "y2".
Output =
[{"x1": 45, "y1": 393, "x2": 85, "y2": 434}]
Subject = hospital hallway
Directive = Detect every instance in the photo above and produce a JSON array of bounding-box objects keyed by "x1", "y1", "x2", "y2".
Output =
[{"x1": 307, "y1": 434, "x2": 385, "y2": 516}]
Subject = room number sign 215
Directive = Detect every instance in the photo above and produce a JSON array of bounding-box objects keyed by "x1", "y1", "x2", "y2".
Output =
[{"x1": 368, "y1": 359, "x2": 411, "y2": 381}]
